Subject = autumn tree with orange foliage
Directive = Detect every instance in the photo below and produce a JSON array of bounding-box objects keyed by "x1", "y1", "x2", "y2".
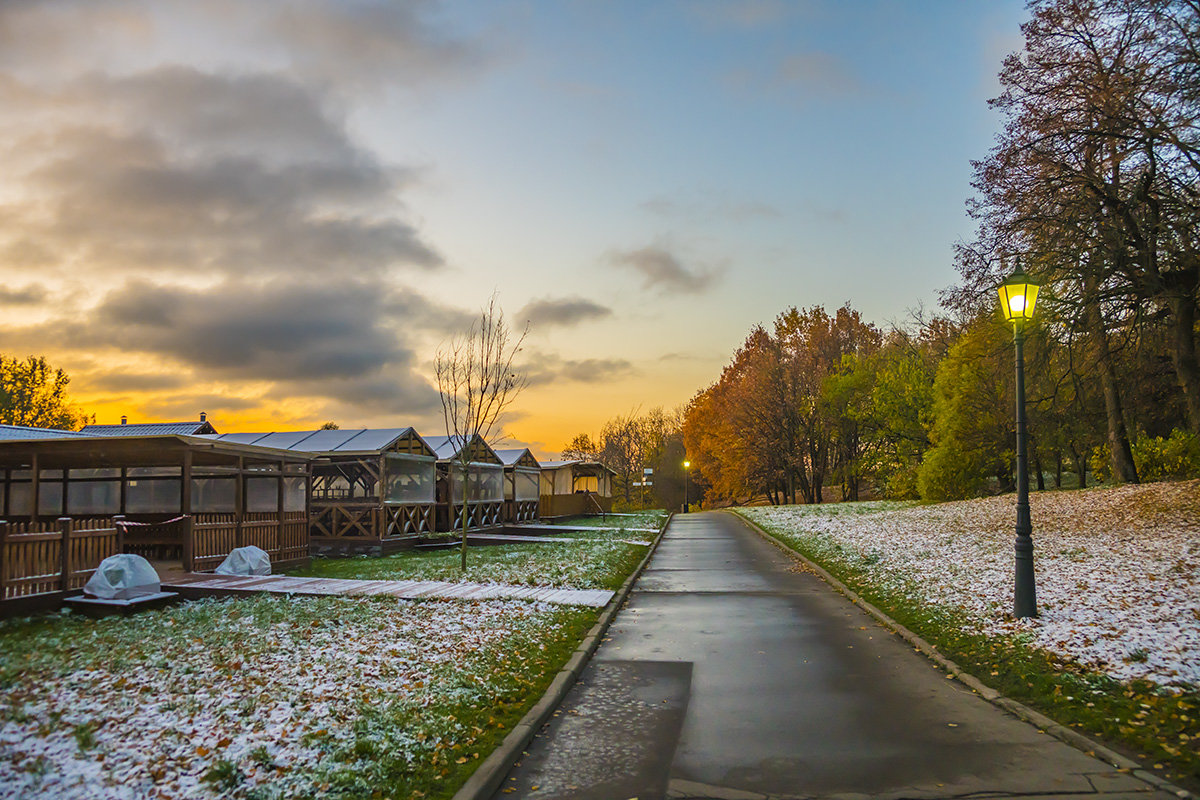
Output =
[{"x1": 683, "y1": 305, "x2": 880, "y2": 505}]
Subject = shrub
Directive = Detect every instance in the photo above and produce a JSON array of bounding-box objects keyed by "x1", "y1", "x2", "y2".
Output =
[
  {"x1": 917, "y1": 439, "x2": 986, "y2": 502},
  {"x1": 1090, "y1": 429, "x2": 1200, "y2": 483}
]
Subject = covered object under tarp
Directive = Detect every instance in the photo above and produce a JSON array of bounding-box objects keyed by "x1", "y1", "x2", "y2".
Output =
[{"x1": 201, "y1": 428, "x2": 436, "y2": 556}]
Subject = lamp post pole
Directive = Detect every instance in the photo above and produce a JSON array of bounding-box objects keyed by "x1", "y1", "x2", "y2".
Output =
[
  {"x1": 683, "y1": 460, "x2": 690, "y2": 513},
  {"x1": 1012, "y1": 320, "x2": 1037, "y2": 618}
]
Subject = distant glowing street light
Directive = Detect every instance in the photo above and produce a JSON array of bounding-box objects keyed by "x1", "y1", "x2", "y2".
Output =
[
  {"x1": 683, "y1": 460, "x2": 691, "y2": 513},
  {"x1": 998, "y1": 261, "x2": 1041, "y2": 619}
]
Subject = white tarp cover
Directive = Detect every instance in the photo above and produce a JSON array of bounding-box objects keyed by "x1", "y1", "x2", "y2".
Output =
[
  {"x1": 215, "y1": 546, "x2": 271, "y2": 576},
  {"x1": 83, "y1": 554, "x2": 161, "y2": 599}
]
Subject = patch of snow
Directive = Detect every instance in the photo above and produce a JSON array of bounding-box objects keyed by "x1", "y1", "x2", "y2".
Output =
[{"x1": 742, "y1": 480, "x2": 1200, "y2": 689}]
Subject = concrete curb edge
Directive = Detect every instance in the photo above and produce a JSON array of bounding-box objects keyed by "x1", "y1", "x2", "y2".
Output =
[
  {"x1": 730, "y1": 510, "x2": 1194, "y2": 800},
  {"x1": 451, "y1": 512, "x2": 674, "y2": 800}
]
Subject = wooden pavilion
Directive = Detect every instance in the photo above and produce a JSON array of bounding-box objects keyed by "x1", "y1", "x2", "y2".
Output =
[
  {"x1": 0, "y1": 434, "x2": 311, "y2": 608},
  {"x1": 423, "y1": 435, "x2": 505, "y2": 532},
  {"x1": 539, "y1": 460, "x2": 616, "y2": 517},
  {"x1": 201, "y1": 428, "x2": 436, "y2": 556},
  {"x1": 494, "y1": 448, "x2": 542, "y2": 523}
]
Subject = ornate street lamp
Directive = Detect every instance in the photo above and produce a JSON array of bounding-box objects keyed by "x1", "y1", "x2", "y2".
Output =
[
  {"x1": 683, "y1": 460, "x2": 691, "y2": 513},
  {"x1": 998, "y1": 261, "x2": 1040, "y2": 618}
]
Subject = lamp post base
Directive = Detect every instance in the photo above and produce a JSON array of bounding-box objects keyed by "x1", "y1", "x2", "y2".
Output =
[{"x1": 1014, "y1": 532, "x2": 1037, "y2": 618}]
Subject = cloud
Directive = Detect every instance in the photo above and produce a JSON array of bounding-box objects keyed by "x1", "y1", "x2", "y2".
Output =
[
  {"x1": 78, "y1": 372, "x2": 188, "y2": 393},
  {"x1": 270, "y1": 0, "x2": 488, "y2": 93},
  {"x1": 607, "y1": 246, "x2": 720, "y2": 294},
  {"x1": 1, "y1": 68, "x2": 440, "y2": 282},
  {"x1": 521, "y1": 353, "x2": 634, "y2": 387},
  {"x1": 0, "y1": 285, "x2": 48, "y2": 305},
  {"x1": 5, "y1": 278, "x2": 445, "y2": 415},
  {"x1": 517, "y1": 296, "x2": 612, "y2": 328}
]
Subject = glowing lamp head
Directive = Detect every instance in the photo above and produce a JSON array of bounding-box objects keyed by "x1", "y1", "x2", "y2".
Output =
[
  {"x1": 683, "y1": 460, "x2": 691, "y2": 469},
  {"x1": 998, "y1": 264, "x2": 1040, "y2": 324}
]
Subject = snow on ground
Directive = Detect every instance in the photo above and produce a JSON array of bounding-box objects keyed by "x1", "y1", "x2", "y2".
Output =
[
  {"x1": 741, "y1": 480, "x2": 1200, "y2": 689},
  {"x1": 0, "y1": 596, "x2": 579, "y2": 800}
]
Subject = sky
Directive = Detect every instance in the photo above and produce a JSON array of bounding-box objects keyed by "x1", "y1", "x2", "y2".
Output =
[{"x1": 0, "y1": 0, "x2": 1028, "y2": 459}]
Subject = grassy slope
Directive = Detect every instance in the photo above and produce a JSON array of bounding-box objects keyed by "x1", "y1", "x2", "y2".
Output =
[{"x1": 736, "y1": 497, "x2": 1200, "y2": 792}]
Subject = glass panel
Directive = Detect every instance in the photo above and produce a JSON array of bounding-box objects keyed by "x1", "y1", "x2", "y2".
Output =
[
  {"x1": 128, "y1": 467, "x2": 181, "y2": 477},
  {"x1": 10, "y1": 470, "x2": 31, "y2": 480},
  {"x1": 69, "y1": 468, "x2": 121, "y2": 479},
  {"x1": 283, "y1": 476, "x2": 307, "y2": 512},
  {"x1": 126, "y1": 479, "x2": 182, "y2": 514},
  {"x1": 449, "y1": 464, "x2": 468, "y2": 504},
  {"x1": 246, "y1": 477, "x2": 278, "y2": 512},
  {"x1": 477, "y1": 466, "x2": 504, "y2": 502},
  {"x1": 516, "y1": 471, "x2": 540, "y2": 501},
  {"x1": 8, "y1": 483, "x2": 31, "y2": 515},
  {"x1": 384, "y1": 456, "x2": 435, "y2": 504},
  {"x1": 504, "y1": 472, "x2": 515, "y2": 500},
  {"x1": 39, "y1": 482, "x2": 64, "y2": 516},
  {"x1": 192, "y1": 478, "x2": 236, "y2": 513},
  {"x1": 68, "y1": 481, "x2": 121, "y2": 515},
  {"x1": 40, "y1": 469, "x2": 63, "y2": 480}
]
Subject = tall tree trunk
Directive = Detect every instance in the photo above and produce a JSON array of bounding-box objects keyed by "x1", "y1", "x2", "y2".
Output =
[
  {"x1": 1029, "y1": 432, "x2": 1045, "y2": 491},
  {"x1": 1166, "y1": 288, "x2": 1200, "y2": 434},
  {"x1": 1083, "y1": 279, "x2": 1139, "y2": 483},
  {"x1": 1068, "y1": 442, "x2": 1087, "y2": 489},
  {"x1": 1054, "y1": 450, "x2": 1063, "y2": 489}
]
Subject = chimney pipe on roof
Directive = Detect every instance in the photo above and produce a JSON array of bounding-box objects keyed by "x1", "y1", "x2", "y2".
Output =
[
  {"x1": 200, "y1": 411, "x2": 207, "y2": 423},
  {"x1": 120, "y1": 415, "x2": 127, "y2": 425}
]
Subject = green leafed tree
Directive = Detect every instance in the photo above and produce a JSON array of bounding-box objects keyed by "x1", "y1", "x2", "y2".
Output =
[
  {"x1": 0, "y1": 354, "x2": 89, "y2": 430},
  {"x1": 918, "y1": 319, "x2": 1014, "y2": 501}
]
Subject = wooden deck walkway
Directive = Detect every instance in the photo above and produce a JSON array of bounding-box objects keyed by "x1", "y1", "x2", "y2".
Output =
[{"x1": 161, "y1": 573, "x2": 615, "y2": 607}]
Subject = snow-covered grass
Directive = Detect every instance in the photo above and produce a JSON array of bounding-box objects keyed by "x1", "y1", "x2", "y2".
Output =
[
  {"x1": 294, "y1": 536, "x2": 651, "y2": 590},
  {"x1": 738, "y1": 480, "x2": 1200, "y2": 789},
  {"x1": 0, "y1": 595, "x2": 596, "y2": 799},
  {"x1": 740, "y1": 480, "x2": 1200, "y2": 689}
]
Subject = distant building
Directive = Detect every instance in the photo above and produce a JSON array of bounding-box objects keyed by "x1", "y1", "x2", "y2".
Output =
[
  {"x1": 201, "y1": 428, "x2": 436, "y2": 556},
  {"x1": 424, "y1": 435, "x2": 505, "y2": 532},
  {"x1": 81, "y1": 412, "x2": 217, "y2": 437},
  {"x1": 539, "y1": 460, "x2": 615, "y2": 517},
  {"x1": 493, "y1": 448, "x2": 542, "y2": 523}
]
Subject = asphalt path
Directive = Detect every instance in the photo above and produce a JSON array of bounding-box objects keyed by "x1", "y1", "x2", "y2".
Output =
[{"x1": 492, "y1": 511, "x2": 1175, "y2": 800}]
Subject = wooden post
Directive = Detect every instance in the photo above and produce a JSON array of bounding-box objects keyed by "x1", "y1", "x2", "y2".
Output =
[
  {"x1": 0, "y1": 521, "x2": 8, "y2": 600},
  {"x1": 276, "y1": 460, "x2": 285, "y2": 560},
  {"x1": 30, "y1": 453, "x2": 39, "y2": 524},
  {"x1": 181, "y1": 450, "x2": 194, "y2": 572},
  {"x1": 59, "y1": 517, "x2": 71, "y2": 592},
  {"x1": 183, "y1": 516, "x2": 195, "y2": 573},
  {"x1": 235, "y1": 457, "x2": 244, "y2": 548},
  {"x1": 114, "y1": 515, "x2": 126, "y2": 554}
]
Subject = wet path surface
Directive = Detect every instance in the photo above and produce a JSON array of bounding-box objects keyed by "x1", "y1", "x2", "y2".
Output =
[{"x1": 493, "y1": 512, "x2": 1172, "y2": 800}]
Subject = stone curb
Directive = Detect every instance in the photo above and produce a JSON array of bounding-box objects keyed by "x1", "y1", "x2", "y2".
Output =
[
  {"x1": 731, "y1": 510, "x2": 1195, "y2": 800},
  {"x1": 451, "y1": 512, "x2": 674, "y2": 800}
]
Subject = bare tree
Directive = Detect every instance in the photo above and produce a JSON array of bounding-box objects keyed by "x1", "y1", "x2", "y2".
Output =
[{"x1": 435, "y1": 295, "x2": 529, "y2": 570}]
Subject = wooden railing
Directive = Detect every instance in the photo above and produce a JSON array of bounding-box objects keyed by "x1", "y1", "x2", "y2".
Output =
[
  {"x1": 0, "y1": 518, "x2": 121, "y2": 602},
  {"x1": 449, "y1": 500, "x2": 504, "y2": 532},
  {"x1": 381, "y1": 503, "x2": 433, "y2": 537},
  {"x1": 505, "y1": 500, "x2": 540, "y2": 523}
]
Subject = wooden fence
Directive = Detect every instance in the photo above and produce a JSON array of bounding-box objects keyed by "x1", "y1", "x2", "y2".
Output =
[
  {"x1": 0, "y1": 518, "x2": 122, "y2": 607},
  {"x1": 192, "y1": 511, "x2": 308, "y2": 572}
]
